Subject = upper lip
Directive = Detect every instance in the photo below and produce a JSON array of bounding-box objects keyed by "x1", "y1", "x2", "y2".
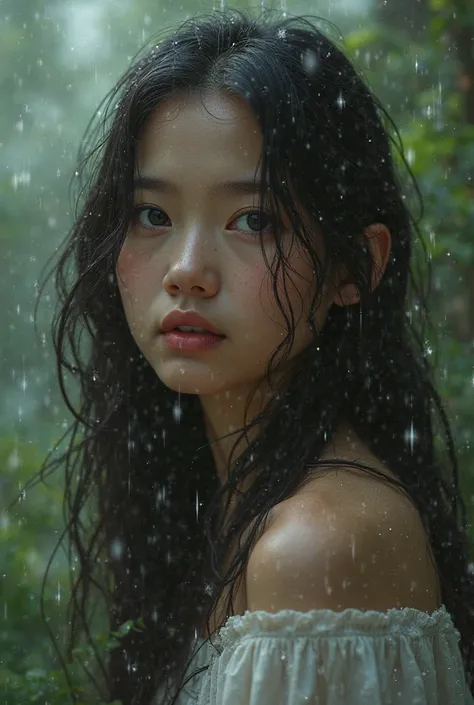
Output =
[{"x1": 160, "y1": 310, "x2": 225, "y2": 336}]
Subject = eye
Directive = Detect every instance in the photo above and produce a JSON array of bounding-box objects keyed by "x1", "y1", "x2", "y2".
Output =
[
  {"x1": 134, "y1": 206, "x2": 170, "y2": 230},
  {"x1": 229, "y1": 209, "x2": 273, "y2": 235}
]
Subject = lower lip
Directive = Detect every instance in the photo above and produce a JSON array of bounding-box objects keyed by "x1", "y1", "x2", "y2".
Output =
[{"x1": 163, "y1": 330, "x2": 225, "y2": 352}]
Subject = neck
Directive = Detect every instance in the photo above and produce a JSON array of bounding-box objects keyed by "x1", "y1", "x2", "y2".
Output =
[{"x1": 199, "y1": 381, "x2": 274, "y2": 487}]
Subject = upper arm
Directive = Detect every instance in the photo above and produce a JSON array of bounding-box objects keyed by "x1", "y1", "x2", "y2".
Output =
[{"x1": 245, "y1": 487, "x2": 441, "y2": 615}]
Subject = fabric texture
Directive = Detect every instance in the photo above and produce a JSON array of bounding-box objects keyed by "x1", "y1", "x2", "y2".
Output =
[{"x1": 154, "y1": 605, "x2": 473, "y2": 705}]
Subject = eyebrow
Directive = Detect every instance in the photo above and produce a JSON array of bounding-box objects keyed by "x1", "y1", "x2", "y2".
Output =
[{"x1": 133, "y1": 175, "x2": 262, "y2": 197}]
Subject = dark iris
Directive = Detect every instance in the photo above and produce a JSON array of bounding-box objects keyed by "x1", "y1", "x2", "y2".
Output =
[
  {"x1": 246, "y1": 212, "x2": 270, "y2": 231},
  {"x1": 146, "y1": 208, "x2": 168, "y2": 227}
]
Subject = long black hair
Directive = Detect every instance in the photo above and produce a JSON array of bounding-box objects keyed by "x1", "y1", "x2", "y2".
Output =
[{"x1": 33, "y1": 8, "x2": 474, "y2": 704}]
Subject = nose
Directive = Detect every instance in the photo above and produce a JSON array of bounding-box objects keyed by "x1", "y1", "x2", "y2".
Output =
[{"x1": 162, "y1": 226, "x2": 220, "y2": 298}]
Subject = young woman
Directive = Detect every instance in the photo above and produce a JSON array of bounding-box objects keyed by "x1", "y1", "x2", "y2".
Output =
[{"x1": 37, "y1": 8, "x2": 474, "y2": 705}]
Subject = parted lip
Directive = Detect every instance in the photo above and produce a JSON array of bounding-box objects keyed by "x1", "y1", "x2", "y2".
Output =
[{"x1": 160, "y1": 310, "x2": 225, "y2": 336}]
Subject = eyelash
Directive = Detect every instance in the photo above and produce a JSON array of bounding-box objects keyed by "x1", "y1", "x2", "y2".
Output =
[{"x1": 132, "y1": 205, "x2": 274, "y2": 236}]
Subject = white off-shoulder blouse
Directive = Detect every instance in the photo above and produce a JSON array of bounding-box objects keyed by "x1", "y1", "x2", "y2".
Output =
[{"x1": 153, "y1": 605, "x2": 473, "y2": 704}]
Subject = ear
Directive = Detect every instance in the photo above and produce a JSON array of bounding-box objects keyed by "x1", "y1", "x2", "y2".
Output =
[{"x1": 333, "y1": 223, "x2": 392, "y2": 307}]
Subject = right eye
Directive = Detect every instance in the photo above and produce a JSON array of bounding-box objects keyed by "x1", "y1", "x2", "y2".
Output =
[{"x1": 134, "y1": 206, "x2": 170, "y2": 230}]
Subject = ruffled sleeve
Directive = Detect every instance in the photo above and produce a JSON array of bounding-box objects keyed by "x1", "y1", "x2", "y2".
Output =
[{"x1": 193, "y1": 605, "x2": 473, "y2": 705}]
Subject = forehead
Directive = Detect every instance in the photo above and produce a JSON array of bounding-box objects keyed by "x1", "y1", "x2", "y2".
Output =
[{"x1": 136, "y1": 91, "x2": 263, "y2": 177}]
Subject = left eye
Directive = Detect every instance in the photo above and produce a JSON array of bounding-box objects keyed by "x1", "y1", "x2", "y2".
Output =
[{"x1": 231, "y1": 210, "x2": 272, "y2": 234}]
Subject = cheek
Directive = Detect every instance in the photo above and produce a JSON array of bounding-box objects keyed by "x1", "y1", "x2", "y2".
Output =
[
  {"x1": 116, "y1": 246, "x2": 155, "y2": 303},
  {"x1": 232, "y1": 259, "x2": 268, "y2": 303}
]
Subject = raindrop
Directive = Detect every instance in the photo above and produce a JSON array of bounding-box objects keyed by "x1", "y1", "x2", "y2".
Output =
[
  {"x1": 11, "y1": 171, "x2": 31, "y2": 190},
  {"x1": 404, "y1": 422, "x2": 417, "y2": 454},
  {"x1": 156, "y1": 485, "x2": 167, "y2": 508},
  {"x1": 301, "y1": 48, "x2": 318, "y2": 76},
  {"x1": 110, "y1": 538, "x2": 124, "y2": 561},
  {"x1": 172, "y1": 400, "x2": 182, "y2": 422},
  {"x1": 7, "y1": 447, "x2": 21, "y2": 471}
]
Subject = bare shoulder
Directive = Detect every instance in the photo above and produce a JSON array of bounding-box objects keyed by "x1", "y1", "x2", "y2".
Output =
[{"x1": 246, "y1": 467, "x2": 441, "y2": 616}]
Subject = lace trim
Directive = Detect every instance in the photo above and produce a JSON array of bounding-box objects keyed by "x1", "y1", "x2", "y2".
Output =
[{"x1": 209, "y1": 604, "x2": 458, "y2": 652}]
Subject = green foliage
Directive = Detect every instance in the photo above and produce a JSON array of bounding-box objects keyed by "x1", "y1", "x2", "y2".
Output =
[
  {"x1": 0, "y1": 434, "x2": 149, "y2": 702},
  {"x1": 345, "y1": 1, "x2": 474, "y2": 514}
]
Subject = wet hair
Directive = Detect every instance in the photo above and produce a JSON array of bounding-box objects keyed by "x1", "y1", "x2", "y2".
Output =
[{"x1": 33, "y1": 8, "x2": 474, "y2": 705}]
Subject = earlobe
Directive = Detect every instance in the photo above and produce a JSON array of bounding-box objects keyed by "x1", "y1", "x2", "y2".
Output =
[{"x1": 333, "y1": 223, "x2": 392, "y2": 308}]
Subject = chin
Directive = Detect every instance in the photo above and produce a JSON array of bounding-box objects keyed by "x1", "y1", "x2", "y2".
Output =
[{"x1": 154, "y1": 364, "x2": 231, "y2": 396}]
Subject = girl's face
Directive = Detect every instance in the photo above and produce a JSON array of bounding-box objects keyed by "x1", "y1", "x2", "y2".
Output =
[{"x1": 116, "y1": 91, "x2": 333, "y2": 397}]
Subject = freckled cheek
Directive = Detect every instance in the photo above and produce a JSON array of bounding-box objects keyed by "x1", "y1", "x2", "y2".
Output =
[
  {"x1": 234, "y1": 262, "x2": 269, "y2": 309},
  {"x1": 116, "y1": 247, "x2": 157, "y2": 302}
]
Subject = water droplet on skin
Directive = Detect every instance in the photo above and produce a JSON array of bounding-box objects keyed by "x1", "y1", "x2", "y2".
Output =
[{"x1": 350, "y1": 534, "x2": 356, "y2": 560}]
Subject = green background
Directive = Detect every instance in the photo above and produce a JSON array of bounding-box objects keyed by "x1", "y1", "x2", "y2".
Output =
[{"x1": 1, "y1": 0, "x2": 474, "y2": 701}]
